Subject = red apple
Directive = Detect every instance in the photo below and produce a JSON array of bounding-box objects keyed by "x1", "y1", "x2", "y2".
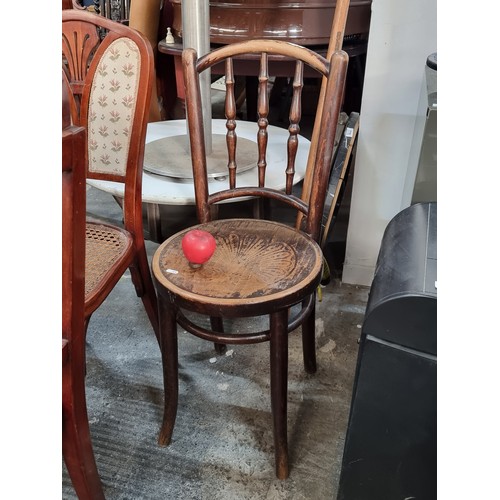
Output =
[{"x1": 181, "y1": 229, "x2": 216, "y2": 267}]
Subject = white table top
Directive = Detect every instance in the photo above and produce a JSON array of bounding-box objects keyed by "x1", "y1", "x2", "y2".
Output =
[{"x1": 87, "y1": 119, "x2": 310, "y2": 205}]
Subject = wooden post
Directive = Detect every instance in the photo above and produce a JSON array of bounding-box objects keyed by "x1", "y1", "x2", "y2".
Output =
[
  {"x1": 129, "y1": 0, "x2": 164, "y2": 122},
  {"x1": 297, "y1": 0, "x2": 351, "y2": 228},
  {"x1": 181, "y1": 0, "x2": 212, "y2": 154}
]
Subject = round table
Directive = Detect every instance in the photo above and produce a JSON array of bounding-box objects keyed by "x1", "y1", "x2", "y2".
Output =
[{"x1": 88, "y1": 119, "x2": 310, "y2": 241}]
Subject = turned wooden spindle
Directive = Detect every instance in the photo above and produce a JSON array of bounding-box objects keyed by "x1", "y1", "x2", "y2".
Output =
[
  {"x1": 225, "y1": 57, "x2": 238, "y2": 189},
  {"x1": 257, "y1": 52, "x2": 269, "y2": 187},
  {"x1": 286, "y1": 60, "x2": 304, "y2": 195}
]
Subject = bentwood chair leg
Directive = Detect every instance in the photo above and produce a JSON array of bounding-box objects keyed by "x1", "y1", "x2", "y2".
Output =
[
  {"x1": 210, "y1": 316, "x2": 227, "y2": 354},
  {"x1": 130, "y1": 253, "x2": 160, "y2": 346},
  {"x1": 270, "y1": 309, "x2": 289, "y2": 480},
  {"x1": 83, "y1": 317, "x2": 91, "y2": 374},
  {"x1": 63, "y1": 375, "x2": 105, "y2": 499},
  {"x1": 301, "y1": 295, "x2": 317, "y2": 374},
  {"x1": 158, "y1": 293, "x2": 179, "y2": 446}
]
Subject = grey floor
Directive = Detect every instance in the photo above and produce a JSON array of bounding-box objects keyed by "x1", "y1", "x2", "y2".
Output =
[
  {"x1": 62, "y1": 82, "x2": 370, "y2": 499},
  {"x1": 62, "y1": 186, "x2": 369, "y2": 500}
]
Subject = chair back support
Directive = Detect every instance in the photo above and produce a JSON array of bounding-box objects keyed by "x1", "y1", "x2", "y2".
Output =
[
  {"x1": 182, "y1": 41, "x2": 348, "y2": 242},
  {"x1": 62, "y1": 72, "x2": 86, "y2": 344},
  {"x1": 62, "y1": 10, "x2": 154, "y2": 221},
  {"x1": 152, "y1": 40, "x2": 349, "y2": 481},
  {"x1": 62, "y1": 70, "x2": 105, "y2": 499},
  {"x1": 86, "y1": 36, "x2": 143, "y2": 178}
]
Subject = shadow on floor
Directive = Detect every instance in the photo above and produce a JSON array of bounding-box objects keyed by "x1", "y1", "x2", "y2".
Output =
[{"x1": 63, "y1": 184, "x2": 369, "y2": 499}]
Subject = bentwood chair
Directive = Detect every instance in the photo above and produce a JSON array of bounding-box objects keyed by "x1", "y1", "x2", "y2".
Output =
[
  {"x1": 62, "y1": 72, "x2": 105, "y2": 500},
  {"x1": 151, "y1": 41, "x2": 348, "y2": 479},
  {"x1": 62, "y1": 10, "x2": 159, "y2": 342}
]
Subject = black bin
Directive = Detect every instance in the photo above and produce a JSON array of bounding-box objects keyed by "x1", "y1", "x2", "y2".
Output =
[{"x1": 337, "y1": 202, "x2": 437, "y2": 500}]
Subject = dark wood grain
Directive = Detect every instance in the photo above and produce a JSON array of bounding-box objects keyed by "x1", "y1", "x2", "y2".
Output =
[
  {"x1": 257, "y1": 52, "x2": 269, "y2": 187},
  {"x1": 155, "y1": 38, "x2": 349, "y2": 480},
  {"x1": 62, "y1": 71, "x2": 105, "y2": 500},
  {"x1": 225, "y1": 58, "x2": 237, "y2": 189},
  {"x1": 154, "y1": 219, "x2": 322, "y2": 315},
  {"x1": 286, "y1": 60, "x2": 303, "y2": 194},
  {"x1": 297, "y1": 0, "x2": 351, "y2": 229},
  {"x1": 270, "y1": 309, "x2": 289, "y2": 480}
]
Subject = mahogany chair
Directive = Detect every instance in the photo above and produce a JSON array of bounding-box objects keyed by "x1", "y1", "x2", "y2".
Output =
[
  {"x1": 62, "y1": 72, "x2": 105, "y2": 500},
  {"x1": 62, "y1": 10, "x2": 159, "y2": 342},
  {"x1": 151, "y1": 41, "x2": 348, "y2": 479}
]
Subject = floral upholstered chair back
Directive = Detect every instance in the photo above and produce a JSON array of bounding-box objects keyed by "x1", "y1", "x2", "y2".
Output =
[
  {"x1": 62, "y1": 11, "x2": 153, "y2": 189},
  {"x1": 87, "y1": 37, "x2": 141, "y2": 178}
]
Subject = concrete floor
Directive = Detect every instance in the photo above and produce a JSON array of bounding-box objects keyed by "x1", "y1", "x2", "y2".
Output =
[
  {"x1": 62, "y1": 81, "x2": 370, "y2": 498},
  {"x1": 62, "y1": 184, "x2": 369, "y2": 499}
]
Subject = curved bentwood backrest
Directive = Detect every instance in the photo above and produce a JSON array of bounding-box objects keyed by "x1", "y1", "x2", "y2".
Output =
[{"x1": 182, "y1": 40, "x2": 348, "y2": 242}]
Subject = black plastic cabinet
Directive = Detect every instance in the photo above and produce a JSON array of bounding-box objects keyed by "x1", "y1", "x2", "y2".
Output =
[{"x1": 337, "y1": 202, "x2": 437, "y2": 500}]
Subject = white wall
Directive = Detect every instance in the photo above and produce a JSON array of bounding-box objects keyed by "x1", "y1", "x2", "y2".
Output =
[{"x1": 342, "y1": 0, "x2": 437, "y2": 286}]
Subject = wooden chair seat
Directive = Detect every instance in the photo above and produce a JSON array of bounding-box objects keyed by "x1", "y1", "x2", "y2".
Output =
[
  {"x1": 153, "y1": 219, "x2": 323, "y2": 319},
  {"x1": 84, "y1": 221, "x2": 134, "y2": 315}
]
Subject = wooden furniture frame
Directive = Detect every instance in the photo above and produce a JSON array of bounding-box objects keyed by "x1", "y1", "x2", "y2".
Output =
[
  {"x1": 62, "y1": 10, "x2": 159, "y2": 342},
  {"x1": 152, "y1": 40, "x2": 348, "y2": 479},
  {"x1": 62, "y1": 72, "x2": 105, "y2": 500}
]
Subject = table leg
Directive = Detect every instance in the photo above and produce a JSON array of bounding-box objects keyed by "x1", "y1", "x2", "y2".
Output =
[
  {"x1": 171, "y1": 54, "x2": 186, "y2": 119},
  {"x1": 245, "y1": 75, "x2": 258, "y2": 121},
  {"x1": 146, "y1": 202, "x2": 162, "y2": 242},
  {"x1": 252, "y1": 198, "x2": 270, "y2": 219}
]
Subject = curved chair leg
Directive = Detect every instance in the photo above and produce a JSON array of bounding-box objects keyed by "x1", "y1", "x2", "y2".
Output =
[
  {"x1": 158, "y1": 292, "x2": 179, "y2": 446},
  {"x1": 84, "y1": 317, "x2": 91, "y2": 337},
  {"x1": 301, "y1": 294, "x2": 317, "y2": 374},
  {"x1": 82, "y1": 317, "x2": 91, "y2": 375},
  {"x1": 129, "y1": 249, "x2": 160, "y2": 345},
  {"x1": 270, "y1": 309, "x2": 289, "y2": 480},
  {"x1": 63, "y1": 369, "x2": 105, "y2": 499},
  {"x1": 210, "y1": 316, "x2": 227, "y2": 354}
]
